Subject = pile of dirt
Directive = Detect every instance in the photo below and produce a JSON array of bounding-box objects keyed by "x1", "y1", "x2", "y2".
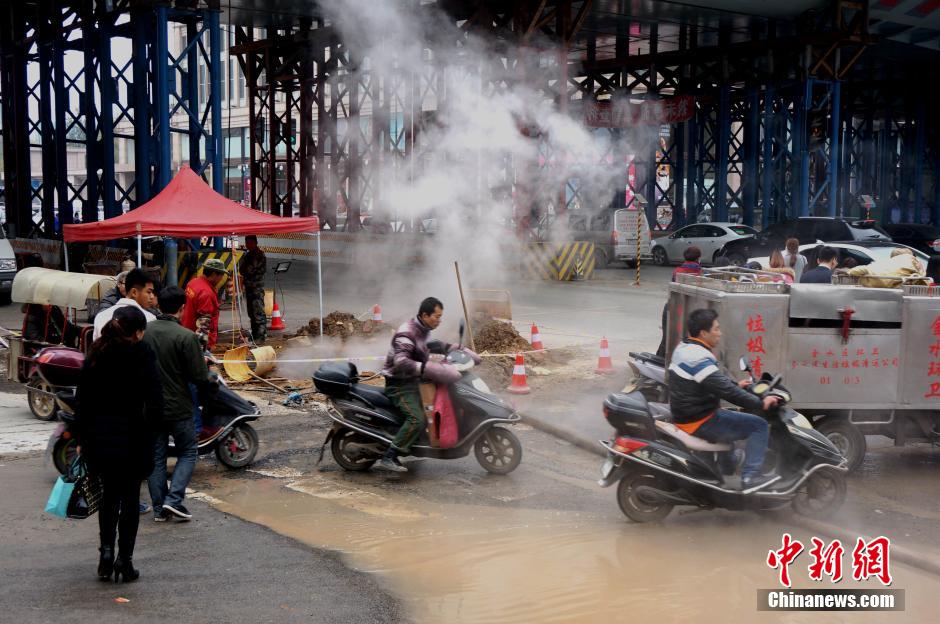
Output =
[
  {"x1": 477, "y1": 357, "x2": 513, "y2": 390},
  {"x1": 293, "y1": 311, "x2": 393, "y2": 341},
  {"x1": 473, "y1": 320, "x2": 531, "y2": 355}
]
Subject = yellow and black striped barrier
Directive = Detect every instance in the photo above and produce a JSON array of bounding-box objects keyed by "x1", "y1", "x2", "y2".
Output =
[
  {"x1": 162, "y1": 249, "x2": 243, "y2": 290},
  {"x1": 522, "y1": 242, "x2": 596, "y2": 281}
]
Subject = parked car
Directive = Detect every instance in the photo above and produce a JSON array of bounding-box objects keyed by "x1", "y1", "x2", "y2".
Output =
[
  {"x1": 718, "y1": 217, "x2": 891, "y2": 266},
  {"x1": 749, "y1": 241, "x2": 930, "y2": 275},
  {"x1": 882, "y1": 223, "x2": 940, "y2": 278},
  {"x1": 651, "y1": 222, "x2": 757, "y2": 266},
  {"x1": 0, "y1": 222, "x2": 16, "y2": 305}
]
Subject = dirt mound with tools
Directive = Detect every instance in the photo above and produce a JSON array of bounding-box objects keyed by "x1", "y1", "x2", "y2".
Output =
[{"x1": 292, "y1": 311, "x2": 394, "y2": 341}]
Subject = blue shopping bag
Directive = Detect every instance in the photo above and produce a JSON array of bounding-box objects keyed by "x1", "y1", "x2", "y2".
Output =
[
  {"x1": 44, "y1": 456, "x2": 85, "y2": 518},
  {"x1": 44, "y1": 476, "x2": 76, "y2": 518}
]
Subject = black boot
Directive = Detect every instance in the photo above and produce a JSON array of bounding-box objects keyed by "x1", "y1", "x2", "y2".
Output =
[
  {"x1": 97, "y1": 546, "x2": 114, "y2": 580},
  {"x1": 113, "y1": 555, "x2": 139, "y2": 583}
]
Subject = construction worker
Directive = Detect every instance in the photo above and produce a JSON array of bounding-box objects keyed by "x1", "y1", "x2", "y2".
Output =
[
  {"x1": 238, "y1": 235, "x2": 267, "y2": 343},
  {"x1": 181, "y1": 259, "x2": 227, "y2": 351}
]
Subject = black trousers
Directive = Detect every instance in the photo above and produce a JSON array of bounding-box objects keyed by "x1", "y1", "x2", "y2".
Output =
[{"x1": 98, "y1": 472, "x2": 142, "y2": 557}]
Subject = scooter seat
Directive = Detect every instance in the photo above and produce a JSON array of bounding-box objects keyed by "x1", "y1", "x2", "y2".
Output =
[
  {"x1": 654, "y1": 420, "x2": 732, "y2": 452},
  {"x1": 349, "y1": 384, "x2": 394, "y2": 409}
]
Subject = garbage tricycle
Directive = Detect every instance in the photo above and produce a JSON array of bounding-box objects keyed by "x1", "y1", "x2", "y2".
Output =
[
  {"x1": 666, "y1": 268, "x2": 940, "y2": 471},
  {"x1": 6, "y1": 268, "x2": 115, "y2": 420}
]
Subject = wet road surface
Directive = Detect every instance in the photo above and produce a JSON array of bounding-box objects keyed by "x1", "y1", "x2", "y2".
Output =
[{"x1": 189, "y1": 401, "x2": 939, "y2": 623}]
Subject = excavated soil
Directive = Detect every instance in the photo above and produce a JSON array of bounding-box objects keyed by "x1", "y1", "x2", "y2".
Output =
[{"x1": 292, "y1": 311, "x2": 394, "y2": 341}]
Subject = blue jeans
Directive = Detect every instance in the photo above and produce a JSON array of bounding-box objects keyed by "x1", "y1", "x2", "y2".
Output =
[
  {"x1": 190, "y1": 384, "x2": 202, "y2": 431},
  {"x1": 694, "y1": 409, "x2": 770, "y2": 479},
  {"x1": 148, "y1": 419, "x2": 198, "y2": 512}
]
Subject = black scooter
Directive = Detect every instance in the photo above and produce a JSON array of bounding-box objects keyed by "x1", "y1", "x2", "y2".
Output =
[
  {"x1": 314, "y1": 325, "x2": 522, "y2": 475},
  {"x1": 47, "y1": 368, "x2": 262, "y2": 474},
  {"x1": 599, "y1": 357, "x2": 848, "y2": 522}
]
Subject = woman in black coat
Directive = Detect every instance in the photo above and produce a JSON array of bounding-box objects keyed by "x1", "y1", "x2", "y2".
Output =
[{"x1": 75, "y1": 306, "x2": 163, "y2": 582}]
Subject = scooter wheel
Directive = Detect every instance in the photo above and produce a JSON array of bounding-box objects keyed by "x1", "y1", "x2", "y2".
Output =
[
  {"x1": 791, "y1": 468, "x2": 847, "y2": 519},
  {"x1": 52, "y1": 438, "x2": 78, "y2": 475},
  {"x1": 474, "y1": 427, "x2": 522, "y2": 474},
  {"x1": 814, "y1": 417, "x2": 866, "y2": 472},
  {"x1": 27, "y1": 377, "x2": 57, "y2": 421},
  {"x1": 215, "y1": 424, "x2": 259, "y2": 469},
  {"x1": 616, "y1": 471, "x2": 674, "y2": 523},
  {"x1": 331, "y1": 428, "x2": 378, "y2": 471}
]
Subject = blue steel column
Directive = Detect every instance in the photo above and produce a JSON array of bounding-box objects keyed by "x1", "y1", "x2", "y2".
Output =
[
  {"x1": 913, "y1": 101, "x2": 926, "y2": 223},
  {"x1": 154, "y1": 5, "x2": 171, "y2": 191},
  {"x1": 715, "y1": 84, "x2": 730, "y2": 222},
  {"x1": 132, "y1": 7, "x2": 152, "y2": 204},
  {"x1": 98, "y1": 19, "x2": 118, "y2": 220},
  {"x1": 797, "y1": 79, "x2": 812, "y2": 217},
  {"x1": 743, "y1": 87, "x2": 759, "y2": 226},
  {"x1": 826, "y1": 81, "x2": 840, "y2": 217},
  {"x1": 208, "y1": 8, "x2": 223, "y2": 192},
  {"x1": 38, "y1": 15, "x2": 57, "y2": 236},
  {"x1": 878, "y1": 106, "x2": 893, "y2": 223},
  {"x1": 51, "y1": 15, "x2": 71, "y2": 227},
  {"x1": 186, "y1": 21, "x2": 201, "y2": 170},
  {"x1": 82, "y1": 11, "x2": 100, "y2": 223},
  {"x1": 760, "y1": 85, "x2": 775, "y2": 228}
]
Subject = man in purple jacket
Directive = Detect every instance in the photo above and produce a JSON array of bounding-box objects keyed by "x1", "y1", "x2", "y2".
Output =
[{"x1": 377, "y1": 297, "x2": 462, "y2": 473}]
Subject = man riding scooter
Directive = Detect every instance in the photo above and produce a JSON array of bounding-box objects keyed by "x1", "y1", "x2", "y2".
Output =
[
  {"x1": 668, "y1": 308, "x2": 780, "y2": 490},
  {"x1": 375, "y1": 297, "x2": 479, "y2": 473}
]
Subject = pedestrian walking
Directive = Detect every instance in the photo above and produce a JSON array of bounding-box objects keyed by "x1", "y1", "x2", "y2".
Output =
[
  {"x1": 800, "y1": 246, "x2": 838, "y2": 283},
  {"x1": 782, "y1": 238, "x2": 808, "y2": 282},
  {"x1": 766, "y1": 249, "x2": 796, "y2": 283},
  {"x1": 181, "y1": 259, "x2": 227, "y2": 350},
  {"x1": 74, "y1": 306, "x2": 163, "y2": 582},
  {"x1": 93, "y1": 269, "x2": 156, "y2": 340},
  {"x1": 144, "y1": 286, "x2": 212, "y2": 522},
  {"x1": 239, "y1": 235, "x2": 267, "y2": 343},
  {"x1": 96, "y1": 271, "x2": 129, "y2": 316}
]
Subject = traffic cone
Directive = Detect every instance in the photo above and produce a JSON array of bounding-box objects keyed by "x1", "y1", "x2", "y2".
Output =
[
  {"x1": 507, "y1": 354, "x2": 531, "y2": 395},
  {"x1": 269, "y1": 301, "x2": 286, "y2": 331},
  {"x1": 372, "y1": 304, "x2": 383, "y2": 323},
  {"x1": 596, "y1": 337, "x2": 614, "y2": 374},
  {"x1": 530, "y1": 324, "x2": 544, "y2": 351}
]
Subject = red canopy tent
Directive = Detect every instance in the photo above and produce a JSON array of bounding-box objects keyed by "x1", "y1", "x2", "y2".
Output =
[
  {"x1": 63, "y1": 167, "x2": 318, "y2": 242},
  {"x1": 62, "y1": 168, "x2": 325, "y2": 333}
]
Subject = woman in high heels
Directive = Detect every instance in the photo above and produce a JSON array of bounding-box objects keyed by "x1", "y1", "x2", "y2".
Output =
[{"x1": 75, "y1": 306, "x2": 163, "y2": 582}]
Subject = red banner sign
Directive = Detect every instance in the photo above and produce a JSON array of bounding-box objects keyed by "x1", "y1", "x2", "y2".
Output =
[{"x1": 584, "y1": 96, "x2": 695, "y2": 128}]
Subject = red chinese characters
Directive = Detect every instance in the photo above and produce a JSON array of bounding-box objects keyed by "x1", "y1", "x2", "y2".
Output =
[
  {"x1": 745, "y1": 314, "x2": 767, "y2": 376},
  {"x1": 767, "y1": 533, "x2": 804, "y2": 588},
  {"x1": 808, "y1": 538, "x2": 845, "y2": 583},
  {"x1": 851, "y1": 537, "x2": 892, "y2": 586},
  {"x1": 925, "y1": 315, "x2": 940, "y2": 399}
]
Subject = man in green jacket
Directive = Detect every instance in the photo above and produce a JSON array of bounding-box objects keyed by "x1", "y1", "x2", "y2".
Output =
[{"x1": 144, "y1": 286, "x2": 212, "y2": 522}]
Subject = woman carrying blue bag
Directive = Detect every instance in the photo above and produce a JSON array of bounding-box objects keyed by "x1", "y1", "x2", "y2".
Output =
[{"x1": 74, "y1": 306, "x2": 163, "y2": 583}]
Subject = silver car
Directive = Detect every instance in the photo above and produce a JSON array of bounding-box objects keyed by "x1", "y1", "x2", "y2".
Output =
[{"x1": 651, "y1": 222, "x2": 758, "y2": 266}]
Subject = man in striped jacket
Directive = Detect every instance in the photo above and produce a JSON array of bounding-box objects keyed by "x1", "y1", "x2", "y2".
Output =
[{"x1": 668, "y1": 308, "x2": 780, "y2": 490}]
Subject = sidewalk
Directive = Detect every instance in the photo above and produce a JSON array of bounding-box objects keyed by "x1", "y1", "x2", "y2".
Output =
[
  {"x1": 0, "y1": 392, "x2": 56, "y2": 455},
  {"x1": 0, "y1": 456, "x2": 403, "y2": 623}
]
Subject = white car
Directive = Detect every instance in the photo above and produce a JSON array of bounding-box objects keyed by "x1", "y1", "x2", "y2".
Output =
[
  {"x1": 651, "y1": 222, "x2": 758, "y2": 266},
  {"x1": 748, "y1": 241, "x2": 930, "y2": 270}
]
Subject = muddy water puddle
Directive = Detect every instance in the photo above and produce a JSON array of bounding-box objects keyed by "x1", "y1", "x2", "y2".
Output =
[{"x1": 197, "y1": 472, "x2": 936, "y2": 623}]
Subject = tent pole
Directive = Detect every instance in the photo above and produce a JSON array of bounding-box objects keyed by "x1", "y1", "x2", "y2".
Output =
[
  {"x1": 137, "y1": 234, "x2": 142, "y2": 267},
  {"x1": 64, "y1": 243, "x2": 69, "y2": 272},
  {"x1": 317, "y1": 232, "x2": 323, "y2": 339}
]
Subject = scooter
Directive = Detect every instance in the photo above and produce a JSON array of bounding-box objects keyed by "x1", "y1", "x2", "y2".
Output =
[
  {"x1": 599, "y1": 356, "x2": 848, "y2": 522},
  {"x1": 314, "y1": 324, "x2": 523, "y2": 474},
  {"x1": 624, "y1": 351, "x2": 668, "y2": 402},
  {"x1": 42, "y1": 348, "x2": 262, "y2": 473}
]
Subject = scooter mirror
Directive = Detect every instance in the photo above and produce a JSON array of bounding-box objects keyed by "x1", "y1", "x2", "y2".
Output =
[{"x1": 739, "y1": 356, "x2": 751, "y2": 372}]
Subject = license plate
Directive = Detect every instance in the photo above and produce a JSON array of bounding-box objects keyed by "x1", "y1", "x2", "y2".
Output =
[{"x1": 601, "y1": 457, "x2": 615, "y2": 479}]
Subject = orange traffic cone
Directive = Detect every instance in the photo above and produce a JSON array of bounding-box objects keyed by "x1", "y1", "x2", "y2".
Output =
[
  {"x1": 596, "y1": 337, "x2": 614, "y2": 374},
  {"x1": 507, "y1": 354, "x2": 531, "y2": 394},
  {"x1": 269, "y1": 301, "x2": 286, "y2": 331},
  {"x1": 530, "y1": 324, "x2": 544, "y2": 351},
  {"x1": 372, "y1": 304, "x2": 383, "y2": 323}
]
